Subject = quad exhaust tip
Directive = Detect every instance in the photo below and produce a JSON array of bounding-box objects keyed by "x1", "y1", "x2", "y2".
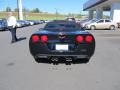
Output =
[
  {"x1": 51, "y1": 57, "x2": 59, "y2": 62},
  {"x1": 51, "y1": 57, "x2": 73, "y2": 65},
  {"x1": 51, "y1": 57, "x2": 59, "y2": 65},
  {"x1": 65, "y1": 57, "x2": 72, "y2": 62},
  {"x1": 65, "y1": 57, "x2": 72, "y2": 65}
]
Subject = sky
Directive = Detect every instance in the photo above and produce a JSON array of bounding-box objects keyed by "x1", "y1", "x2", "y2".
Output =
[{"x1": 0, "y1": 0, "x2": 88, "y2": 14}]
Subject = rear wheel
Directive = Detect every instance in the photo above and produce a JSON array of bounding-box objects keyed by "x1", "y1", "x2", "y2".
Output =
[
  {"x1": 90, "y1": 26, "x2": 96, "y2": 30},
  {"x1": 34, "y1": 58, "x2": 41, "y2": 63},
  {"x1": 109, "y1": 25, "x2": 115, "y2": 30},
  {"x1": 65, "y1": 62, "x2": 71, "y2": 65},
  {"x1": 82, "y1": 58, "x2": 90, "y2": 63}
]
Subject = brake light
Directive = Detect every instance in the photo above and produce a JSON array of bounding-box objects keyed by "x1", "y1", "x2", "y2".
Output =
[
  {"x1": 85, "y1": 35, "x2": 93, "y2": 43},
  {"x1": 32, "y1": 35, "x2": 39, "y2": 43},
  {"x1": 76, "y1": 35, "x2": 84, "y2": 43},
  {"x1": 41, "y1": 35, "x2": 48, "y2": 43}
]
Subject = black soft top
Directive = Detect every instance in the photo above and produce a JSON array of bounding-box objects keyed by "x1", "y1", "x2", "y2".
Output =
[{"x1": 44, "y1": 20, "x2": 81, "y2": 30}]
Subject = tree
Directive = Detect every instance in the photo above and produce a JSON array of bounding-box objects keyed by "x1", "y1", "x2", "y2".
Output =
[
  {"x1": 31, "y1": 8, "x2": 40, "y2": 13},
  {"x1": 14, "y1": 8, "x2": 19, "y2": 12},
  {"x1": 6, "y1": 7, "x2": 11, "y2": 12},
  {"x1": 67, "y1": 13, "x2": 75, "y2": 17},
  {"x1": 14, "y1": 7, "x2": 30, "y2": 12},
  {"x1": 23, "y1": 8, "x2": 30, "y2": 12}
]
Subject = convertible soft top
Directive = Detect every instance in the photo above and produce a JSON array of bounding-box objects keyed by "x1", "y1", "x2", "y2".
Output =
[{"x1": 44, "y1": 20, "x2": 81, "y2": 30}]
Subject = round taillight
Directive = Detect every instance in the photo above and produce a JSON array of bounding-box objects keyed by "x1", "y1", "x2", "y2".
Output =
[
  {"x1": 85, "y1": 35, "x2": 93, "y2": 43},
  {"x1": 32, "y1": 35, "x2": 39, "y2": 43},
  {"x1": 41, "y1": 35, "x2": 48, "y2": 43},
  {"x1": 76, "y1": 35, "x2": 84, "y2": 43}
]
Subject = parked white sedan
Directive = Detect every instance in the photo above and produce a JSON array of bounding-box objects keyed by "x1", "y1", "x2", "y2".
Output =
[{"x1": 85, "y1": 19, "x2": 117, "y2": 30}]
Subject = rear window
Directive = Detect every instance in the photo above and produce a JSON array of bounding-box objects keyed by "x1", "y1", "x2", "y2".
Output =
[{"x1": 44, "y1": 21, "x2": 81, "y2": 30}]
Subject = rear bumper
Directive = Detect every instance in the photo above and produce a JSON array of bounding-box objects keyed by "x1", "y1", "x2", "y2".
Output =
[
  {"x1": 29, "y1": 43, "x2": 95, "y2": 59},
  {"x1": 35, "y1": 54, "x2": 89, "y2": 59}
]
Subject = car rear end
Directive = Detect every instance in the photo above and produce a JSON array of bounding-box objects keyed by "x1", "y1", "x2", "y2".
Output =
[
  {"x1": 29, "y1": 20, "x2": 95, "y2": 64},
  {"x1": 29, "y1": 31, "x2": 95, "y2": 64}
]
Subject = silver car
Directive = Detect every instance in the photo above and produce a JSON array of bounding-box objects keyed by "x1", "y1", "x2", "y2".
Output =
[{"x1": 86, "y1": 19, "x2": 117, "y2": 30}]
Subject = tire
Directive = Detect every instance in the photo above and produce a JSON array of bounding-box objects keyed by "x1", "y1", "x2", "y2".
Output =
[
  {"x1": 34, "y1": 58, "x2": 41, "y2": 63},
  {"x1": 90, "y1": 26, "x2": 96, "y2": 30},
  {"x1": 82, "y1": 58, "x2": 90, "y2": 63},
  {"x1": 65, "y1": 62, "x2": 71, "y2": 65},
  {"x1": 109, "y1": 25, "x2": 115, "y2": 30},
  {"x1": 53, "y1": 62, "x2": 59, "y2": 65}
]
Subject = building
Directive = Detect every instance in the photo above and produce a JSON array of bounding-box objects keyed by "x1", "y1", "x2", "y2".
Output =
[{"x1": 83, "y1": 0, "x2": 120, "y2": 22}]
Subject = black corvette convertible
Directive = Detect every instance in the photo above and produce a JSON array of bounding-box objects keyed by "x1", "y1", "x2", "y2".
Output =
[{"x1": 29, "y1": 20, "x2": 95, "y2": 65}]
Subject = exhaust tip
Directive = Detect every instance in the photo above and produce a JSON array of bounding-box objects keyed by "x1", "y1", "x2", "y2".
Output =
[
  {"x1": 65, "y1": 57, "x2": 72, "y2": 65},
  {"x1": 51, "y1": 57, "x2": 59, "y2": 61},
  {"x1": 65, "y1": 57, "x2": 72, "y2": 62},
  {"x1": 50, "y1": 57, "x2": 73, "y2": 65}
]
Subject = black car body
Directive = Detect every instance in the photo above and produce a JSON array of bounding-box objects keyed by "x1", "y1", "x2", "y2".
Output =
[
  {"x1": 29, "y1": 20, "x2": 95, "y2": 64},
  {"x1": 0, "y1": 19, "x2": 7, "y2": 31}
]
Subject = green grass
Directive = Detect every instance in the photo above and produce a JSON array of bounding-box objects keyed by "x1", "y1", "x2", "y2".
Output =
[
  {"x1": 0, "y1": 12, "x2": 83, "y2": 20},
  {"x1": 0, "y1": 12, "x2": 8, "y2": 19},
  {"x1": 0, "y1": 12, "x2": 66, "y2": 20},
  {"x1": 26, "y1": 13, "x2": 65, "y2": 20}
]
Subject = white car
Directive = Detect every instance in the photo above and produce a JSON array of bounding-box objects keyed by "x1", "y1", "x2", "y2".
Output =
[
  {"x1": 81, "y1": 19, "x2": 97, "y2": 28},
  {"x1": 85, "y1": 19, "x2": 117, "y2": 30},
  {"x1": 16, "y1": 22, "x2": 21, "y2": 28},
  {"x1": 27, "y1": 20, "x2": 34, "y2": 25}
]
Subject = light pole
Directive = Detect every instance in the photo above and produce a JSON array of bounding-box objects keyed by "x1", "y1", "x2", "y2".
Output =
[
  {"x1": 55, "y1": 8, "x2": 58, "y2": 20},
  {"x1": 17, "y1": 0, "x2": 19, "y2": 19},
  {"x1": 17, "y1": 0, "x2": 23, "y2": 20}
]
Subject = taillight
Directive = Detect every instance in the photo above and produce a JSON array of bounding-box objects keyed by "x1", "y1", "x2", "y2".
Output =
[
  {"x1": 41, "y1": 35, "x2": 48, "y2": 43},
  {"x1": 85, "y1": 35, "x2": 93, "y2": 43},
  {"x1": 32, "y1": 35, "x2": 39, "y2": 43},
  {"x1": 76, "y1": 35, "x2": 84, "y2": 43}
]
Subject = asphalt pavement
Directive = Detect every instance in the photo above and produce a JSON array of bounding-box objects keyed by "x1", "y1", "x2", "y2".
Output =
[{"x1": 0, "y1": 24, "x2": 120, "y2": 90}]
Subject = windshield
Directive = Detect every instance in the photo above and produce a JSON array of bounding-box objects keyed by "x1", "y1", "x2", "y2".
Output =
[{"x1": 90, "y1": 19, "x2": 97, "y2": 23}]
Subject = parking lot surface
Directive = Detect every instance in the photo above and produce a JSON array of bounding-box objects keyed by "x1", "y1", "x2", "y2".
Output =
[{"x1": 0, "y1": 24, "x2": 120, "y2": 90}]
